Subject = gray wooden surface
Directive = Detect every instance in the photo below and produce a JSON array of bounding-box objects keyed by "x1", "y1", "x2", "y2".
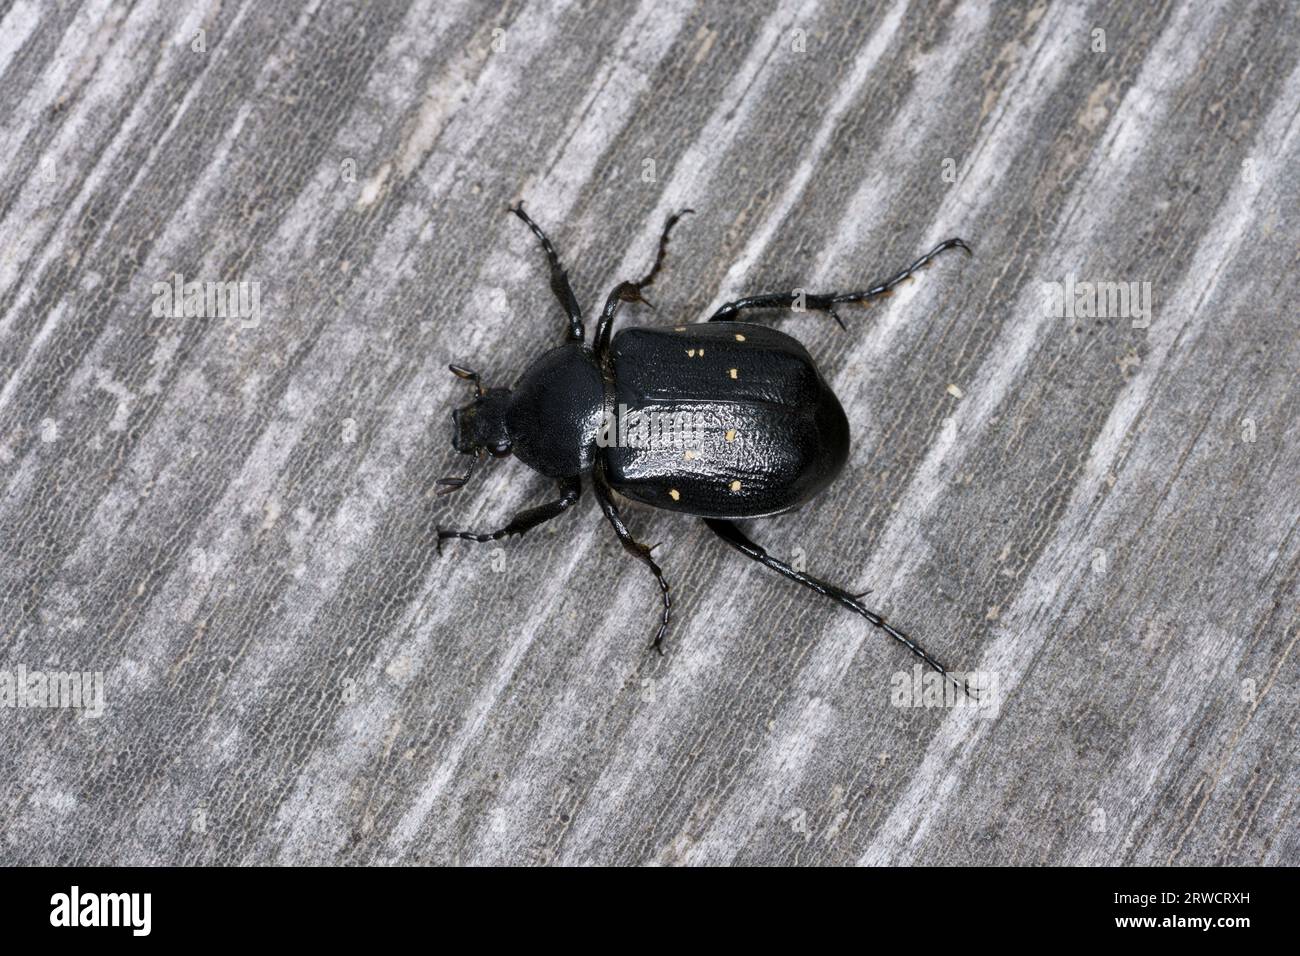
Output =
[{"x1": 1, "y1": 0, "x2": 1296, "y2": 867}]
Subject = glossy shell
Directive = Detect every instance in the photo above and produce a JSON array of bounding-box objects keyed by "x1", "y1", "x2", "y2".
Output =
[{"x1": 602, "y1": 322, "x2": 849, "y2": 518}]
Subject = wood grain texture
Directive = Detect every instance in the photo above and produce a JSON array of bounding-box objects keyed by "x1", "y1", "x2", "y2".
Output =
[{"x1": 1, "y1": 0, "x2": 1296, "y2": 866}]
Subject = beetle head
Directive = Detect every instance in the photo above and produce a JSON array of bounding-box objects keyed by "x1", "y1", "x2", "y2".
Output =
[
  {"x1": 439, "y1": 365, "x2": 511, "y2": 496},
  {"x1": 450, "y1": 390, "x2": 511, "y2": 456}
]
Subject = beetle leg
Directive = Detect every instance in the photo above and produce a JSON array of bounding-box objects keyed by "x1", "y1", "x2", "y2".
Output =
[
  {"x1": 592, "y1": 281, "x2": 641, "y2": 364},
  {"x1": 436, "y1": 476, "x2": 581, "y2": 553},
  {"x1": 593, "y1": 209, "x2": 693, "y2": 361},
  {"x1": 705, "y1": 237, "x2": 971, "y2": 323},
  {"x1": 633, "y1": 208, "x2": 693, "y2": 290},
  {"x1": 509, "y1": 202, "x2": 585, "y2": 343},
  {"x1": 701, "y1": 518, "x2": 977, "y2": 700},
  {"x1": 593, "y1": 464, "x2": 672, "y2": 653}
]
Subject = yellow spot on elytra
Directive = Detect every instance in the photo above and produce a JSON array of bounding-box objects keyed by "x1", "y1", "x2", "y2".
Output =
[
  {"x1": 668, "y1": 488, "x2": 681, "y2": 501},
  {"x1": 728, "y1": 368, "x2": 738, "y2": 379},
  {"x1": 687, "y1": 349, "x2": 696, "y2": 357},
  {"x1": 734, "y1": 333, "x2": 746, "y2": 341},
  {"x1": 729, "y1": 480, "x2": 742, "y2": 492},
  {"x1": 725, "y1": 429, "x2": 736, "y2": 442}
]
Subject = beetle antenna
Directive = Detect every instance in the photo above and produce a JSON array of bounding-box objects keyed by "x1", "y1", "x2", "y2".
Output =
[
  {"x1": 436, "y1": 452, "x2": 481, "y2": 496},
  {"x1": 449, "y1": 364, "x2": 484, "y2": 396}
]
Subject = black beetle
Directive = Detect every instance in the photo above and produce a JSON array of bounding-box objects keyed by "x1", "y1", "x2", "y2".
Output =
[{"x1": 438, "y1": 202, "x2": 971, "y2": 691}]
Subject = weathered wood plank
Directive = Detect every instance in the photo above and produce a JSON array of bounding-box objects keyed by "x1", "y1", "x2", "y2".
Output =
[{"x1": 0, "y1": 0, "x2": 1296, "y2": 866}]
